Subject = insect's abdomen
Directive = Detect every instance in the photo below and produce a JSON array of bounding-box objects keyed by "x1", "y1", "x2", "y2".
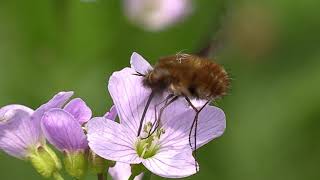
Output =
[{"x1": 191, "y1": 60, "x2": 229, "y2": 99}]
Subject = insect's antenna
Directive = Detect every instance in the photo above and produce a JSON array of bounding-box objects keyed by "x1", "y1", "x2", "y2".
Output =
[
  {"x1": 137, "y1": 91, "x2": 155, "y2": 137},
  {"x1": 185, "y1": 96, "x2": 210, "y2": 172}
]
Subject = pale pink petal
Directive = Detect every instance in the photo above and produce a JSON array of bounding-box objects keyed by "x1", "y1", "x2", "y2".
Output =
[
  {"x1": 108, "y1": 67, "x2": 159, "y2": 137},
  {"x1": 33, "y1": 91, "x2": 74, "y2": 123},
  {"x1": 159, "y1": 102, "x2": 226, "y2": 151},
  {"x1": 64, "y1": 98, "x2": 92, "y2": 125},
  {"x1": 130, "y1": 52, "x2": 152, "y2": 74},
  {"x1": 87, "y1": 117, "x2": 142, "y2": 164},
  {"x1": 0, "y1": 109, "x2": 42, "y2": 159},
  {"x1": 41, "y1": 109, "x2": 88, "y2": 152},
  {"x1": 103, "y1": 105, "x2": 117, "y2": 121},
  {"x1": 143, "y1": 150, "x2": 197, "y2": 178},
  {"x1": 0, "y1": 105, "x2": 34, "y2": 125},
  {"x1": 108, "y1": 162, "x2": 143, "y2": 180}
]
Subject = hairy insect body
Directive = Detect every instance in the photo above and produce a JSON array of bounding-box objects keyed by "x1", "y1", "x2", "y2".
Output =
[{"x1": 143, "y1": 54, "x2": 229, "y2": 100}]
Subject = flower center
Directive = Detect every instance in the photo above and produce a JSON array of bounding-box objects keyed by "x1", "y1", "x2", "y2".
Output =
[{"x1": 135, "y1": 122, "x2": 165, "y2": 159}]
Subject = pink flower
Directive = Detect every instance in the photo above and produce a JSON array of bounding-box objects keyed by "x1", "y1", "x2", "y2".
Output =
[
  {"x1": 0, "y1": 92, "x2": 73, "y2": 159},
  {"x1": 87, "y1": 53, "x2": 226, "y2": 178},
  {"x1": 124, "y1": 0, "x2": 192, "y2": 31}
]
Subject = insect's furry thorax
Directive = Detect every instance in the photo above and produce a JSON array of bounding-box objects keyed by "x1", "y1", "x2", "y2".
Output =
[{"x1": 142, "y1": 54, "x2": 230, "y2": 100}]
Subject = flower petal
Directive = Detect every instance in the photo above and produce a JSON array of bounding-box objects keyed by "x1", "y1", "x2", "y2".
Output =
[
  {"x1": 33, "y1": 91, "x2": 74, "y2": 123},
  {"x1": 0, "y1": 109, "x2": 42, "y2": 159},
  {"x1": 64, "y1": 98, "x2": 92, "y2": 125},
  {"x1": 130, "y1": 52, "x2": 152, "y2": 74},
  {"x1": 87, "y1": 117, "x2": 141, "y2": 164},
  {"x1": 41, "y1": 109, "x2": 88, "y2": 152},
  {"x1": 0, "y1": 105, "x2": 34, "y2": 125},
  {"x1": 103, "y1": 105, "x2": 117, "y2": 121},
  {"x1": 108, "y1": 162, "x2": 143, "y2": 180},
  {"x1": 108, "y1": 67, "x2": 158, "y2": 137},
  {"x1": 159, "y1": 102, "x2": 226, "y2": 151},
  {"x1": 143, "y1": 150, "x2": 197, "y2": 178}
]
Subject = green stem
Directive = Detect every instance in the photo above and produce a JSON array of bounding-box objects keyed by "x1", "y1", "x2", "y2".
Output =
[
  {"x1": 142, "y1": 170, "x2": 152, "y2": 180},
  {"x1": 129, "y1": 170, "x2": 152, "y2": 180},
  {"x1": 128, "y1": 174, "x2": 135, "y2": 180},
  {"x1": 97, "y1": 173, "x2": 104, "y2": 180}
]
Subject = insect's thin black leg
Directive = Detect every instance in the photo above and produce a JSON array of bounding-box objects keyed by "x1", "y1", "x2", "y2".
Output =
[
  {"x1": 137, "y1": 91, "x2": 155, "y2": 137},
  {"x1": 148, "y1": 94, "x2": 174, "y2": 134},
  {"x1": 184, "y1": 96, "x2": 210, "y2": 172},
  {"x1": 142, "y1": 95, "x2": 178, "y2": 139},
  {"x1": 150, "y1": 96, "x2": 179, "y2": 135},
  {"x1": 132, "y1": 72, "x2": 145, "y2": 77}
]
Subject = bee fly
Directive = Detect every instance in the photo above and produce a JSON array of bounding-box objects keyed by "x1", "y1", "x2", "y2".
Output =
[{"x1": 135, "y1": 53, "x2": 229, "y2": 170}]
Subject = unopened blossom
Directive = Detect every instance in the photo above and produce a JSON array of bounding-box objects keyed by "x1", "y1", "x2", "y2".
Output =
[
  {"x1": 41, "y1": 98, "x2": 92, "y2": 179},
  {"x1": 124, "y1": 0, "x2": 192, "y2": 31},
  {"x1": 0, "y1": 92, "x2": 73, "y2": 178},
  {"x1": 88, "y1": 52, "x2": 226, "y2": 178}
]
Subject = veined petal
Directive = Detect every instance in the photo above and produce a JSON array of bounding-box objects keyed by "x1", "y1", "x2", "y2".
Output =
[
  {"x1": 108, "y1": 68, "x2": 157, "y2": 137},
  {"x1": 143, "y1": 150, "x2": 197, "y2": 178},
  {"x1": 189, "y1": 106, "x2": 226, "y2": 149},
  {"x1": 130, "y1": 52, "x2": 152, "y2": 74},
  {"x1": 0, "y1": 109, "x2": 42, "y2": 159},
  {"x1": 103, "y1": 105, "x2": 117, "y2": 121},
  {"x1": 108, "y1": 162, "x2": 143, "y2": 180},
  {"x1": 33, "y1": 91, "x2": 74, "y2": 123},
  {"x1": 41, "y1": 109, "x2": 88, "y2": 152},
  {"x1": 0, "y1": 105, "x2": 34, "y2": 125},
  {"x1": 64, "y1": 98, "x2": 92, "y2": 125},
  {"x1": 87, "y1": 117, "x2": 141, "y2": 164},
  {"x1": 159, "y1": 102, "x2": 226, "y2": 151}
]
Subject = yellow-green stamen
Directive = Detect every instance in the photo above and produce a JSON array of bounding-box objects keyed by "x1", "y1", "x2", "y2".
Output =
[{"x1": 135, "y1": 122, "x2": 165, "y2": 159}]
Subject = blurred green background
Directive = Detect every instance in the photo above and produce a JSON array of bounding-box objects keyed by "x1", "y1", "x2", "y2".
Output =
[{"x1": 1, "y1": 0, "x2": 320, "y2": 179}]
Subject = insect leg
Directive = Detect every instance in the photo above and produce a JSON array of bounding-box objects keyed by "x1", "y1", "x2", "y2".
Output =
[
  {"x1": 143, "y1": 95, "x2": 178, "y2": 139},
  {"x1": 137, "y1": 91, "x2": 155, "y2": 137},
  {"x1": 132, "y1": 71, "x2": 145, "y2": 77},
  {"x1": 147, "y1": 94, "x2": 175, "y2": 136},
  {"x1": 184, "y1": 96, "x2": 210, "y2": 172}
]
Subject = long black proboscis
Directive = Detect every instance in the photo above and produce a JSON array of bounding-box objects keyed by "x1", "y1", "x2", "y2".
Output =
[{"x1": 137, "y1": 91, "x2": 155, "y2": 137}]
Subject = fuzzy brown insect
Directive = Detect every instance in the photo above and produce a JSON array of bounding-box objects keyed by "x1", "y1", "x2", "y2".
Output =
[{"x1": 135, "y1": 53, "x2": 229, "y2": 170}]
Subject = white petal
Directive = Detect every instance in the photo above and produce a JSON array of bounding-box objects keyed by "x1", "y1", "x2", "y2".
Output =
[
  {"x1": 143, "y1": 150, "x2": 197, "y2": 178},
  {"x1": 87, "y1": 117, "x2": 142, "y2": 164},
  {"x1": 130, "y1": 52, "x2": 152, "y2": 74}
]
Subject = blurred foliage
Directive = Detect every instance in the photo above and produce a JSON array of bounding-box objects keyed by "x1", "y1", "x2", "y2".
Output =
[{"x1": 0, "y1": 0, "x2": 320, "y2": 180}]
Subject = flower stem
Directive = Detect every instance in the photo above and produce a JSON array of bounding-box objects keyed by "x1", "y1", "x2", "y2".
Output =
[
  {"x1": 141, "y1": 170, "x2": 152, "y2": 180},
  {"x1": 97, "y1": 173, "x2": 104, "y2": 180},
  {"x1": 128, "y1": 174, "x2": 135, "y2": 180}
]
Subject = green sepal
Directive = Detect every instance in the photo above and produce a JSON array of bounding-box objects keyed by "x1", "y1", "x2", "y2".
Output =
[
  {"x1": 28, "y1": 145, "x2": 62, "y2": 178},
  {"x1": 64, "y1": 150, "x2": 88, "y2": 179}
]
